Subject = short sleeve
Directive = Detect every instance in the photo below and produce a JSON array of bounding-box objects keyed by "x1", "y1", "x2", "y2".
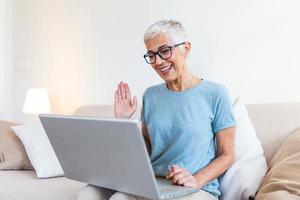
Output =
[{"x1": 212, "y1": 86, "x2": 236, "y2": 134}]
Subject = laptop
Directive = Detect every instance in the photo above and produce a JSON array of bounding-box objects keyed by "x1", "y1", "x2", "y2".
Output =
[{"x1": 39, "y1": 115, "x2": 199, "y2": 199}]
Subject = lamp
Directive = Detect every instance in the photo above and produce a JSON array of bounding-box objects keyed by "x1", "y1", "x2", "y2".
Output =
[{"x1": 23, "y1": 88, "x2": 52, "y2": 114}]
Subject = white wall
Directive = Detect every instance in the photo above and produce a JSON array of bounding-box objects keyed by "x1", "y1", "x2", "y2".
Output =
[
  {"x1": 0, "y1": 0, "x2": 12, "y2": 120},
  {"x1": 10, "y1": 0, "x2": 300, "y2": 122},
  {"x1": 0, "y1": 1, "x2": 4, "y2": 111}
]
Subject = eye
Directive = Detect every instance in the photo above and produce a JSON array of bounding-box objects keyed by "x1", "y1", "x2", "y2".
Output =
[
  {"x1": 148, "y1": 53, "x2": 155, "y2": 59},
  {"x1": 159, "y1": 47, "x2": 170, "y2": 55}
]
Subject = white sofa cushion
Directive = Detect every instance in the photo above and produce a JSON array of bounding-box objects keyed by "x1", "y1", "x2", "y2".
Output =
[
  {"x1": 11, "y1": 122, "x2": 64, "y2": 178},
  {"x1": 219, "y1": 98, "x2": 268, "y2": 200}
]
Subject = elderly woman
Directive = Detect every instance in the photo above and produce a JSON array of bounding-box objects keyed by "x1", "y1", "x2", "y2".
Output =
[{"x1": 78, "y1": 20, "x2": 235, "y2": 200}]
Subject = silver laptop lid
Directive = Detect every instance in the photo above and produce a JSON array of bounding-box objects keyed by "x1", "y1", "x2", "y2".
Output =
[{"x1": 39, "y1": 114, "x2": 160, "y2": 200}]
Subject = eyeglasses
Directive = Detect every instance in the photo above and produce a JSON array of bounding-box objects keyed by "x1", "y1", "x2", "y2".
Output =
[{"x1": 143, "y1": 42, "x2": 185, "y2": 64}]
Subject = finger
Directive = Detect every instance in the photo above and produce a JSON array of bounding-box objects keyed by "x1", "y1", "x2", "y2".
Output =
[
  {"x1": 176, "y1": 174, "x2": 192, "y2": 185},
  {"x1": 166, "y1": 167, "x2": 175, "y2": 179},
  {"x1": 114, "y1": 91, "x2": 119, "y2": 103},
  {"x1": 167, "y1": 167, "x2": 186, "y2": 179},
  {"x1": 121, "y1": 82, "x2": 127, "y2": 99},
  {"x1": 124, "y1": 83, "x2": 131, "y2": 100},
  {"x1": 122, "y1": 82, "x2": 127, "y2": 99},
  {"x1": 132, "y1": 96, "x2": 138, "y2": 110},
  {"x1": 172, "y1": 171, "x2": 190, "y2": 184},
  {"x1": 116, "y1": 82, "x2": 121, "y2": 91},
  {"x1": 118, "y1": 82, "x2": 123, "y2": 99},
  {"x1": 166, "y1": 167, "x2": 176, "y2": 179}
]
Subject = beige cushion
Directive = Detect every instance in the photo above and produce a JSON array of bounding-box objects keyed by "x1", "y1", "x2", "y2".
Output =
[
  {"x1": 255, "y1": 129, "x2": 300, "y2": 200},
  {"x1": 247, "y1": 102, "x2": 300, "y2": 166},
  {"x1": 0, "y1": 121, "x2": 32, "y2": 170}
]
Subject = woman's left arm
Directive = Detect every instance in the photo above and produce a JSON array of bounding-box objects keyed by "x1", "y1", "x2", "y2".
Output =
[
  {"x1": 194, "y1": 126, "x2": 235, "y2": 187},
  {"x1": 167, "y1": 126, "x2": 235, "y2": 188}
]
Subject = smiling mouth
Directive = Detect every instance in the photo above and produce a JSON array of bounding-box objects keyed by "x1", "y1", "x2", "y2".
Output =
[{"x1": 159, "y1": 65, "x2": 173, "y2": 73}]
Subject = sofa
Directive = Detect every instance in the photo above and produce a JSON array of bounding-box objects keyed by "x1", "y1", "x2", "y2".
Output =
[{"x1": 1, "y1": 102, "x2": 300, "y2": 200}]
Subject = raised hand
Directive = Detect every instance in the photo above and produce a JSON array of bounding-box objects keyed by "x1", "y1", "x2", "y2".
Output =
[{"x1": 114, "y1": 81, "x2": 138, "y2": 118}]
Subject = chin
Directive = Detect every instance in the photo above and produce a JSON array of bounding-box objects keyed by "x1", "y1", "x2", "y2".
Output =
[{"x1": 157, "y1": 73, "x2": 176, "y2": 82}]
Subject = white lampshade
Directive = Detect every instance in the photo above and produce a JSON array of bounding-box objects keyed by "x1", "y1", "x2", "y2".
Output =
[{"x1": 23, "y1": 88, "x2": 52, "y2": 114}]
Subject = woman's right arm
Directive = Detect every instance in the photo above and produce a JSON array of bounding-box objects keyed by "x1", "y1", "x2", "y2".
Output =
[{"x1": 114, "y1": 81, "x2": 151, "y2": 153}]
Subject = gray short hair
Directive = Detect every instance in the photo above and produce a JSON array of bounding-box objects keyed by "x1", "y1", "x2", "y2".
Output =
[{"x1": 144, "y1": 20, "x2": 188, "y2": 44}]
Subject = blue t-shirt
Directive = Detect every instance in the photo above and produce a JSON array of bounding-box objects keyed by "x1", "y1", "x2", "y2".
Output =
[{"x1": 141, "y1": 80, "x2": 235, "y2": 197}]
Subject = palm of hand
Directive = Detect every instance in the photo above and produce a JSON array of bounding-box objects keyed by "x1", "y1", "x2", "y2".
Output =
[
  {"x1": 114, "y1": 82, "x2": 138, "y2": 118},
  {"x1": 114, "y1": 98, "x2": 135, "y2": 118}
]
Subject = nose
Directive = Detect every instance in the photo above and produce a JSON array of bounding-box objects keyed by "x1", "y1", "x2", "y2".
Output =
[{"x1": 154, "y1": 54, "x2": 164, "y2": 66}]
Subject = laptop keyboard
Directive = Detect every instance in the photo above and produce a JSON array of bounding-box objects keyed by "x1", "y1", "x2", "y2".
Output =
[
  {"x1": 156, "y1": 178, "x2": 199, "y2": 199},
  {"x1": 157, "y1": 178, "x2": 173, "y2": 188},
  {"x1": 157, "y1": 178, "x2": 184, "y2": 191}
]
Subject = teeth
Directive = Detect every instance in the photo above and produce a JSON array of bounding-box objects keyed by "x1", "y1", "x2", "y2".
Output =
[{"x1": 160, "y1": 65, "x2": 172, "y2": 72}]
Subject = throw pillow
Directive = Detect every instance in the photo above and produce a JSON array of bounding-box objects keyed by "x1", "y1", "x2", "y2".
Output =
[
  {"x1": 255, "y1": 129, "x2": 300, "y2": 200},
  {"x1": 219, "y1": 98, "x2": 268, "y2": 200},
  {"x1": 0, "y1": 121, "x2": 33, "y2": 170},
  {"x1": 11, "y1": 122, "x2": 64, "y2": 178}
]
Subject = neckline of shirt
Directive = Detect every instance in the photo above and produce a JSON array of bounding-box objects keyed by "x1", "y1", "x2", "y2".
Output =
[{"x1": 162, "y1": 79, "x2": 206, "y2": 95}]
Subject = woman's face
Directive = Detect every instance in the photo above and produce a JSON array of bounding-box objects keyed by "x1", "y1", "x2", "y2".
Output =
[{"x1": 144, "y1": 34, "x2": 190, "y2": 82}]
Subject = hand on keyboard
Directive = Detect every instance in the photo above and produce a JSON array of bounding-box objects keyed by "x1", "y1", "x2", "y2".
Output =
[{"x1": 166, "y1": 165, "x2": 199, "y2": 188}]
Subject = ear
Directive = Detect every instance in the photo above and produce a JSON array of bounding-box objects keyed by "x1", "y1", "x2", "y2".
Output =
[{"x1": 183, "y1": 42, "x2": 191, "y2": 58}]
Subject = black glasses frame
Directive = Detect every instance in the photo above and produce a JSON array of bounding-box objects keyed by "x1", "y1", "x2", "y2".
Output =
[{"x1": 143, "y1": 42, "x2": 186, "y2": 64}]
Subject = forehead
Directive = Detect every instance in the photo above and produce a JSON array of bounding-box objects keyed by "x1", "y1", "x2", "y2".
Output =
[{"x1": 145, "y1": 34, "x2": 172, "y2": 51}]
